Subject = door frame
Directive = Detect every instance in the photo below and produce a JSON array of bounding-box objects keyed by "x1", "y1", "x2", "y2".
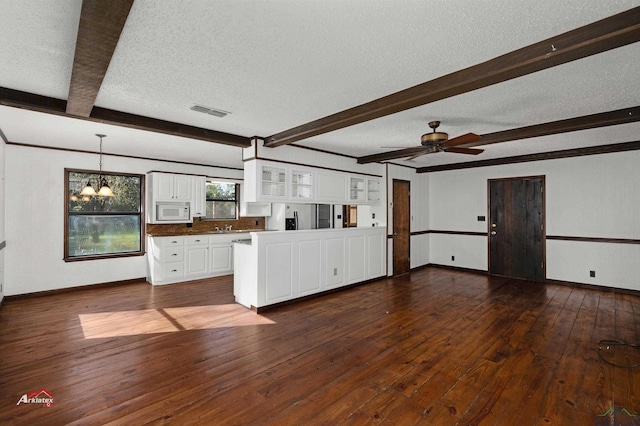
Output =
[
  {"x1": 392, "y1": 179, "x2": 411, "y2": 276},
  {"x1": 487, "y1": 175, "x2": 546, "y2": 281}
]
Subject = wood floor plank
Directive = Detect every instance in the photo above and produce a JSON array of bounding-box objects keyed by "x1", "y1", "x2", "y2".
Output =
[{"x1": 1, "y1": 268, "x2": 639, "y2": 424}]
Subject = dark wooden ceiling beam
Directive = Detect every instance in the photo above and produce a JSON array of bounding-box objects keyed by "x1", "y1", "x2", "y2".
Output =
[
  {"x1": 415, "y1": 141, "x2": 640, "y2": 173},
  {"x1": 0, "y1": 87, "x2": 251, "y2": 147},
  {"x1": 66, "y1": 0, "x2": 134, "y2": 117},
  {"x1": 357, "y1": 106, "x2": 640, "y2": 163},
  {"x1": 460, "y1": 106, "x2": 640, "y2": 147},
  {"x1": 89, "y1": 107, "x2": 250, "y2": 146},
  {"x1": 265, "y1": 6, "x2": 640, "y2": 148}
]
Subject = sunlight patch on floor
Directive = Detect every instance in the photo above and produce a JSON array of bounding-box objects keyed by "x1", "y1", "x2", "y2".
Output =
[{"x1": 78, "y1": 304, "x2": 275, "y2": 339}]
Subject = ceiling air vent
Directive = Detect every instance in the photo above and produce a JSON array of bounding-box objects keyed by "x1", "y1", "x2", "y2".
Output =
[{"x1": 190, "y1": 104, "x2": 230, "y2": 118}]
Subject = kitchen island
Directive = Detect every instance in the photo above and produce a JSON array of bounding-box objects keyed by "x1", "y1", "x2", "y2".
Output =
[{"x1": 233, "y1": 226, "x2": 386, "y2": 311}]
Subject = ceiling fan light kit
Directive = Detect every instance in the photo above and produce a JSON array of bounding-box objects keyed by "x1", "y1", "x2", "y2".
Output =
[{"x1": 421, "y1": 120, "x2": 448, "y2": 145}]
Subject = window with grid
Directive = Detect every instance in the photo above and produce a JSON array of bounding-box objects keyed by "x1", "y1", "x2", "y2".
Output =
[
  {"x1": 204, "y1": 182, "x2": 238, "y2": 220},
  {"x1": 65, "y1": 169, "x2": 144, "y2": 261}
]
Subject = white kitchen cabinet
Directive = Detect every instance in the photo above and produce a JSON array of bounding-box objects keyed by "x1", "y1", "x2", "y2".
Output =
[
  {"x1": 348, "y1": 176, "x2": 366, "y2": 203},
  {"x1": 147, "y1": 236, "x2": 185, "y2": 284},
  {"x1": 210, "y1": 243, "x2": 233, "y2": 274},
  {"x1": 147, "y1": 233, "x2": 248, "y2": 285},
  {"x1": 260, "y1": 164, "x2": 288, "y2": 200},
  {"x1": 315, "y1": 170, "x2": 347, "y2": 203},
  {"x1": 151, "y1": 173, "x2": 192, "y2": 202},
  {"x1": 243, "y1": 160, "x2": 288, "y2": 202},
  {"x1": 240, "y1": 183, "x2": 272, "y2": 217},
  {"x1": 290, "y1": 168, "x2": 314, "y2": 201},
  {"x1": 191, "y1": 176, "x2": 206, "y2": 217},
  {"x1": 185, "y1": 235, "x2": 208, "y2": 276},
  {"x1": 367, "y1": 177, "x2": 381, "y2": 203},
  {"x1": 240, "y1": 202, "x2": 272, "y2": 217},
  {"x1": 244, "y1": 159, "x2": 381, "y2": 205},
  {"x1": 233, "y1": 227, "x2": 387, "y2": 310}
]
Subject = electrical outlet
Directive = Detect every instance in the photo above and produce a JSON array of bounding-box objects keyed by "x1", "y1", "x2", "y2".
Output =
[
  {"x1": 333, "y1": 268, "x2": 338, "y2": 276},
  {"x1": 255, "y1": 220, "x2": 259, "y2": 226},
  {"x1": 590, "y1": 270, "x2": 596, "y2": 278},
  {"x1": 451, "y1": 256, "x2": 455, "y2": 261}
]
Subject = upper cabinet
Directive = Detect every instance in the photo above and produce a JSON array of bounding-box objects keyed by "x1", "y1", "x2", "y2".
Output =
[
  {"x1": 348, "y1": 176, "x2": 366, "y2": 203},
  {"x1": 191, "y1": 175, "x2": 206, "y2": 218},
  {"x1": 316, "y1": 171, "x2": 347, "y2": 203},
  {"x1": 366, "y1": 177, "x2": 381, "y2": 203},
  {"x1": 152, "y1": 173, "x2": 192, "y2": 202},
  {"x1": 348, "y1": 176, "x2": 381, "y2": 204},
  {"x1": 244, "y1": 160, "x2": 381, "y2": 205},
  {"x1": 290, "y1": 168, "x2": 314, "y2": 201},
  {"x1": 147, "y1": 172, "x2": 207, "y2": 223}
]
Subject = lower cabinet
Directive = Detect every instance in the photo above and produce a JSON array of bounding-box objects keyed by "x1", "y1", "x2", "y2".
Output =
[
  {"x1": 210, "y1": 243, "x2": 233, "y2": 274},
  {"x1": 233, "y1": 227, "x2": 387, "y2": 309},
  {"x1": 147, "y1": 233, "x2": 247, "y2": 285}
]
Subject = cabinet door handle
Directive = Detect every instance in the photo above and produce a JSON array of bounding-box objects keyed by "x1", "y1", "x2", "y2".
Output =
[
  {"x1": 171, "y1": 253, "x2": 178, "y2": 256},
  {"x1": 171, "y1": 269, "x2": 177, "y2": 272},
  {"x1": 171, "y1": 240, "x2": 178, "y2": 244},
  {"x1": 195, "y1": 239, "x2": 201, "y2": 242}
]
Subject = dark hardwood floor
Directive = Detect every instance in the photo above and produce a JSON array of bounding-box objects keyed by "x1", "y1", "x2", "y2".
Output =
[{"x1": 1, "y1": 267, "x2": 639, "y2": 425}]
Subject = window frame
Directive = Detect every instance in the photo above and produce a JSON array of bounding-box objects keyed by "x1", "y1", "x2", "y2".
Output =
[
  {"x1": 64, "y1": 168, "x2": 145, "y2": 262},
  {"x1": 203, "y1": 181, "x2": 240, "y2": 221}
]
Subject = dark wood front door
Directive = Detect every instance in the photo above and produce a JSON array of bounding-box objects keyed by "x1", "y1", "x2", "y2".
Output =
[
  {"x1": 489, "y1": 177, "x2": 545, "y2": 281},
  {"x1": 393, "y1": 180, "x2": 410, "y2": 275}
]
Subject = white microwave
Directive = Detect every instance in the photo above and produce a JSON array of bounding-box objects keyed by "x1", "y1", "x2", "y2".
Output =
[{"x1": 156, "y1": 203, "x2": 190, "y2": 221}]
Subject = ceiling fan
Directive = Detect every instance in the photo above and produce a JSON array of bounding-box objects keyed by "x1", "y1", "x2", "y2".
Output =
[{"x1": 380, "y1": 121, "x2": 484, "y2": 161}]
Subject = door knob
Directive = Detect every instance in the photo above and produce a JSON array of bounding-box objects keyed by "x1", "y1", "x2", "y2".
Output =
[{"x1": 491, "y1": 231, "x2": 497, "y2": 235}]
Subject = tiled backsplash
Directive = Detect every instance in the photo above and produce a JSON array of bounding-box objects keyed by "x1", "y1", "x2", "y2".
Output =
[{"x1": 146, "y1": 216, "x2": 266, "y2": 236}]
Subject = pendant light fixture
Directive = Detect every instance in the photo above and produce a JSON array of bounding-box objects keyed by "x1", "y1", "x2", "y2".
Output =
[{"x1": 80, "y1": 133, "x2": 115, "y2": 197}]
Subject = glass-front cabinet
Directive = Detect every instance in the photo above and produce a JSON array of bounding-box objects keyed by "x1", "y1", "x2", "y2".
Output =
[
  {"x1": 367, "y1": 177, "x2": 381, "y2": 203},
  {"x1": 290, "y1": 169, "x2": 314, "y2": 200},
  {"x1": 260, "y1": 165, "x2": 287, "y2": 199},
  {"x1": 348, "y1": 176, "x2": 366, "y2": 203},
  {"x1": 244, "y1": 159, "x2": 382, "y2": 205}
]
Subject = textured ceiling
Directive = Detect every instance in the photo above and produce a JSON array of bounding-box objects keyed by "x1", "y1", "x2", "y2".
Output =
[{"x1": 1, "y1": 0, "x2": 639, "y2": 169}]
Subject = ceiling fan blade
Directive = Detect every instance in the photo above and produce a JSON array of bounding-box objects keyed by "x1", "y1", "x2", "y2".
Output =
[
  {"x1": 406, "y1": 151, "x2": 429, "y2": 160},
  {"x1": 443, "y1": 133, "x2": 481, "y2": 147},
  {"x1": 357, "y1": 146, "x2": 428, "y2": 164},
  {"x1": 444, "y1": 147, "x2": 484, "y2": 155}
]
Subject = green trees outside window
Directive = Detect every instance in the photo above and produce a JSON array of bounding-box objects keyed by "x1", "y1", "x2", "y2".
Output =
[
  {"x1": 65, "y1": 170, "x2": 144, "y2": 260},
  {"x1": 205, "y1": 182, "x2": 238, "y2": 220}
]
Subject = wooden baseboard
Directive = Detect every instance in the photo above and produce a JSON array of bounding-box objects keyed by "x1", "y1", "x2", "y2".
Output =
[
  {"x1": 4, "y1": 277, "x2": 146, "y2": 300},
  {"x1": 410, "y1": 263, "x2": 640, "y2": 296},
  {"x1": 411, "y1": 263, "x2": 489, "y2": 275},
  {"x1": 544, "y1": 278, "x2": 640, "y2": 296}
]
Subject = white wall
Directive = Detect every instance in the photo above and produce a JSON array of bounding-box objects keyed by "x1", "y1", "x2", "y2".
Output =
[
  {"x1": 5, "y1": 144, "x2": 243, "y2": 296},
  {"x1": 427, "y1": 150, "x2": 640, "y2": 291}
]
